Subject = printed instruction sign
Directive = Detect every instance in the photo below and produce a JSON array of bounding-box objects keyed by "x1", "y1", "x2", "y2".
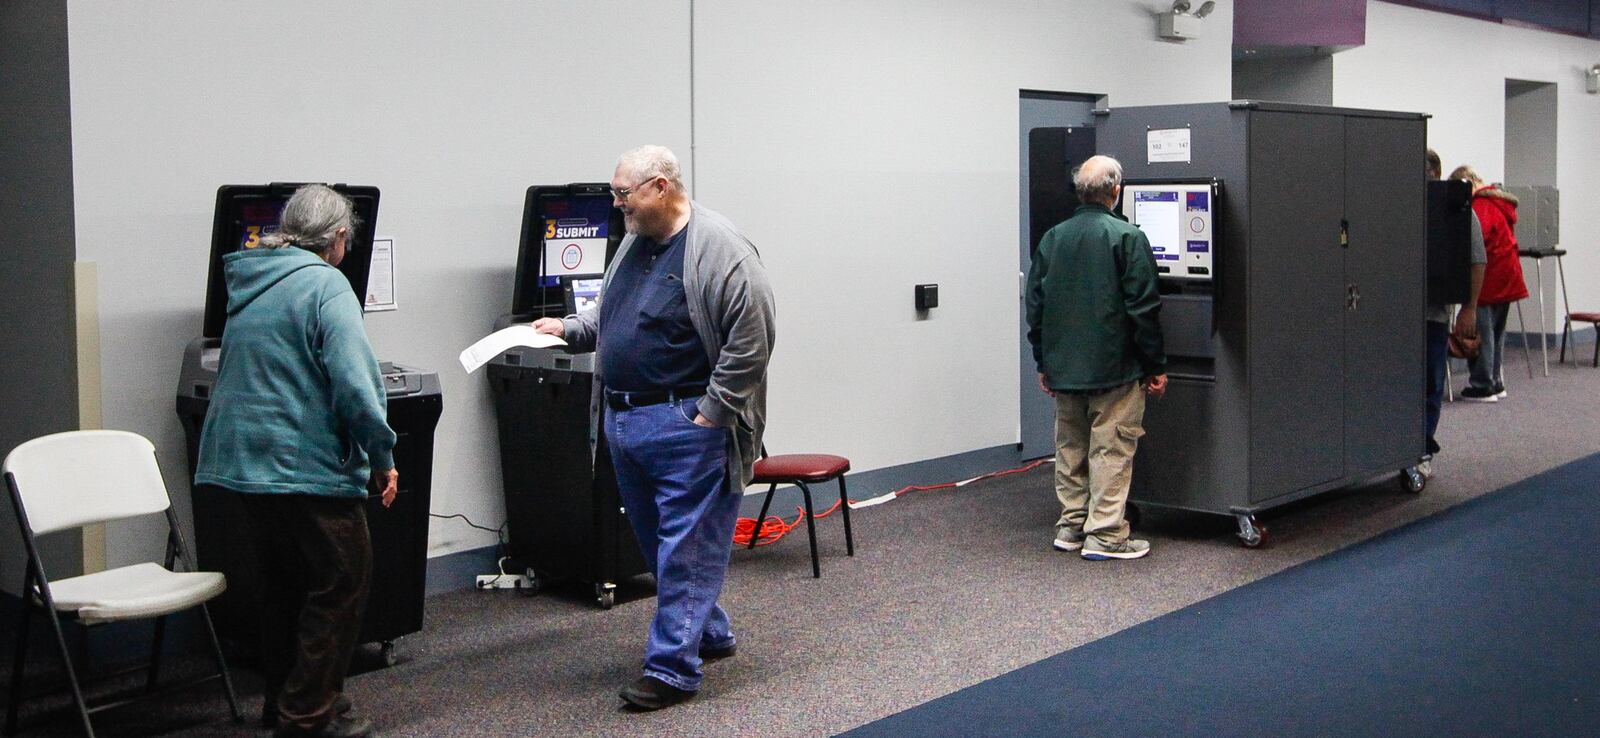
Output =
[
  {"x1": 365, "y1": 237, "x2": 397, "y2": 312},
  {"x1": 1146, "y1": 128, "x2": 1192, "y2": 164}
]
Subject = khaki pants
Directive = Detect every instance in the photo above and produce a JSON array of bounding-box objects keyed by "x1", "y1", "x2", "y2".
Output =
[{"x1": 1053, "y1": 381, "x2": 1145, "y2": 545}]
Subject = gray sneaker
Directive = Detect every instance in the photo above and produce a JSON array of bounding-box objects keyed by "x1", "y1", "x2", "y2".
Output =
[
  {"x1": 1053, "y1": 528, "x2": 1086, "y2": 552},
  {"x1": 1081, "y1": 538, "x2": 1150, "y2": 560}
]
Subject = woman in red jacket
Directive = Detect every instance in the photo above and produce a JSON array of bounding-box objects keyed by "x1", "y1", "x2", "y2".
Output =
[{"x1": 1450, "y1": 166, "x2": 1528, "y2": 401}]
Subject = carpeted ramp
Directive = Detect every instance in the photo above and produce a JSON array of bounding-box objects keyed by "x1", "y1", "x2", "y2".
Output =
[{"x1": 840, "y1": 454, "x2": 1600, "y2": 737}]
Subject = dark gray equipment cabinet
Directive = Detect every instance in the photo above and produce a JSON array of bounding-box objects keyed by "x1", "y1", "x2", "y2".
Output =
[
  {"x1": 1096, "y1": 101, "x2": 1429, "y2": 546},
  {"x1": 486, "y1": 319, "x2": 647, "y2": 610}
]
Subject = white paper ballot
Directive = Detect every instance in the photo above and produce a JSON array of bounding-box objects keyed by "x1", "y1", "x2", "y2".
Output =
[{"x1": 459, "y1": 325, "x2": 566, "y2": 374}]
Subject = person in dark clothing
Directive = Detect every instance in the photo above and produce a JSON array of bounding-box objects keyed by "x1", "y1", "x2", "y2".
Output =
[
  {"x1": 195, "y1": 184, "x2": 397, "y2": 738},
  {"x1": 1420, "y1": 150, "x2": 1484, "y2": 479},
  {"x1": 1025, "y1": 155, "x2": 1167, "y2": 561}
]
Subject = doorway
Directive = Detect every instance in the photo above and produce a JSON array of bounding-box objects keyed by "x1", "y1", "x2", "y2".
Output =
[
  {"x1": 1018, "y1": 91, "x2": 1100, "y2": 456},
  {"x1": 1503, "y1": 79, "x2": 1559, "y2": 343}
]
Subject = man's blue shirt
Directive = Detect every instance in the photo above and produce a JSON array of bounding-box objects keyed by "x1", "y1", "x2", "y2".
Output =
[{"x1": 598, "y1": 224, "x2": 712, "y2": 392}]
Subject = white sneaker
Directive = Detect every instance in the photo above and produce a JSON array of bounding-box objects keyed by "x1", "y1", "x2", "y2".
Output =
[{"x1": 1081, "y1": 538, "x2": 1150, "y2": 560}]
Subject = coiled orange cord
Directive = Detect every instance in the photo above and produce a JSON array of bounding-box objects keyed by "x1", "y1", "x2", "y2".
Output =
[{"x1": 732, "y1": 458, "x2": 1050, "y2": 547}]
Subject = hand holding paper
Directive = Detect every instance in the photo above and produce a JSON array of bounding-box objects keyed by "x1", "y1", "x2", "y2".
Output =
[{"x1": 459, "y1": 324, "x2": 566, "y2": 374}]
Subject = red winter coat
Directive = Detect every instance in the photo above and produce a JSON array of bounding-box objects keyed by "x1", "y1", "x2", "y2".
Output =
[{"x1": 1472, "y1": 187, "x2": 1528, "y2": 305}]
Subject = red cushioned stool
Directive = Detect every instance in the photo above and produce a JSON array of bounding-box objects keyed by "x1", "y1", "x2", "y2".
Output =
[
  {"x1": 1561, "y1": 312, "x2": 1600, "y2": 367},
  {"x1": 747, "y1": 452, "x2": 853, "y2": 578}
]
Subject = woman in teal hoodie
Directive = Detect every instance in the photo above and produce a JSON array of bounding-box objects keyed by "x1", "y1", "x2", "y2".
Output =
[{"x1": 195, "y1": 184, "x2": 395, "y2": 738}]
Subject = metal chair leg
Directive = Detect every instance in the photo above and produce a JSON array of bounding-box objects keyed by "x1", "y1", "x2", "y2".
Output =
[
  {"x1": 837, "y1": 476, "x2": 854, "y2": 557},
  {"x1": 1561, "y1": 317, "x2": 1571, "y2": 364},
  {"x1": 41, "y1": 601, "x2": 94, "y2": 737},
  {"x1": 6, "y1": 573, "x2": 35, "y2": 736},
  {"x1": 748, "y1": 483, "x2": 777, "y2": 549},
  {"x1": 798, "y1": 481, "x2": 820, "y2": 579},
  {"x1": 197, "y1": 604, "x2": 242, "y2": 721},
  {"x1": 146, "y1": 615, "x2": 167, "y2": 691}
]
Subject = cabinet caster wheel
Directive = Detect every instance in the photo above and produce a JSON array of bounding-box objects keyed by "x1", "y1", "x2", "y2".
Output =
[
  {"x1": 379, "y1": 641, "x2": 398, "y2": 667},
  {"x1": 521, "y1": 569, "x2": 541, "y2": 597},
  {"x1": 596, "y1": 591, "x2": 616, "y2": 609},
  {"x1": 1401, "y1": 467, "x2": 1426, "y2": 493},
  {"x1": 1235, "y1": 514, "x2": 1268, "y2": 548}
]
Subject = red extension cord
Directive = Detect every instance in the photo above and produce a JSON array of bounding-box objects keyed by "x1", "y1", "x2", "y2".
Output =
[{"x1": 731, "y1": 458, "x2": 1051, "y2": 547}]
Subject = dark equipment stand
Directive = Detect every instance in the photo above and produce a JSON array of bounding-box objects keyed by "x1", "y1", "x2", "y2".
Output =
[{"x1": 488, "y1": 183, "x2": 646, "y2": 609}]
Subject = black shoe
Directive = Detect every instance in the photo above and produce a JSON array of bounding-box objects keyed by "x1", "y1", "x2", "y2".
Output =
[
  {"x1": 263, "y1": 694, "x2": 354, "y2": 729},
  {"x1": 700, "y1": 641, "x2": 737, "y2": 661},
  {"x1": 620, "y1": 676, "x2": 695, "y2": 710},
  {"x1": 272, "y1": 714, "x2": 372, "y2": 738},
  {"x1": 1458, "y1": 386, "x2": 1498, "y2": 403}
]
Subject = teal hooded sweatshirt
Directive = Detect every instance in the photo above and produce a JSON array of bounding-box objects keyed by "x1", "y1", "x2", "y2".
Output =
[{"x1": 195, "y1": 247, "x2": 396, "y2": 497}]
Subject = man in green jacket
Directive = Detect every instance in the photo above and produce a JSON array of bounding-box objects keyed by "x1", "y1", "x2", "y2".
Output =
[{"x1": 1025, "y1": 155, "x2": 1166, "y2": 561}]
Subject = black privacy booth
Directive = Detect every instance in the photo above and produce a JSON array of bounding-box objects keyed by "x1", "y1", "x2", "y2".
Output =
[
  {"x1": 175, "y1": 183, "x2": 443, "y2": 663},
  {"x1": 1090, "y1": 102, "x2": 1429, "y2": 547},
  {"x1": 487, "y1": 183, "x2": 645, "y2": 609}
]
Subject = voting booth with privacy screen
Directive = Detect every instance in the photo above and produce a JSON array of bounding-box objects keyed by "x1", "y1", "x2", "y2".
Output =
[
  {"x1": 487, "y1": 183, "x2": 645, "y2": 610},
  {"x1": 175, "y1": 183, "x2": 443, "y2": 664},
  {"x1": 1095, "y1": 102, "x2": 1429, "y2": 547}
]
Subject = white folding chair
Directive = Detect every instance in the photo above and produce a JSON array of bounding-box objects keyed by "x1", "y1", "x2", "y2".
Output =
[{"x1": 3, "y1": 430, "x2": 240, "y2": 737}]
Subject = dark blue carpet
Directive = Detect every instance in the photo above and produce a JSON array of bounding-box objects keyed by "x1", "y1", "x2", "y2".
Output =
[{"x1": 841, "y1": 455, "x2": 1600, "y2": 737}]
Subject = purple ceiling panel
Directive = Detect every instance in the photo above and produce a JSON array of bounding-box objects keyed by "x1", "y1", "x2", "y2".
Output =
[{"x1": 1234, "y1": 0, "x2": 1367, "y2": 49}]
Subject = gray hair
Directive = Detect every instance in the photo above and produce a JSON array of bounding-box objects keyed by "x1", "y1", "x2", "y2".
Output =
[
  {"x1": 258, "y1": 184, "x2": 358, "y2": 255},
  {"x1": 1072, "y1": 155, "x2": 1123, "y2": 204},
  {"x1": 616, "y1": 145, "x2": 685, "y2": 192}
]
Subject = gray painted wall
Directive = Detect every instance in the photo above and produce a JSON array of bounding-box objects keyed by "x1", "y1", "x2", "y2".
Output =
[
  {"x1": 1504, "y1": 79, "x2": 1557, "y2": 186},
  {"x1": 0, "y1": 0, "x2": 82, "y2": 594},
  {"x1": 64, "y1": 0, "x2": 1236, "y2": 569},
  {"x1": 1233, "y1": 55, "x2": 1334, "y2": 105}
]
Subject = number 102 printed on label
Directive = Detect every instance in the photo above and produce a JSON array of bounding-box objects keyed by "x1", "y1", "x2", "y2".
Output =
[{"x1": 1147, "y1": 128, "x2": 1192, "y2": 164}]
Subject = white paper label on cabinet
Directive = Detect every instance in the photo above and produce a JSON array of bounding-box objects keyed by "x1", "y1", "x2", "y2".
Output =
[{"x1": 1147, "y1": 128, "x2": 1192, "y2": 164}]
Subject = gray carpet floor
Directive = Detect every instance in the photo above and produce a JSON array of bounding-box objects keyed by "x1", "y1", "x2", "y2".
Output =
[{"x1": 12, "y1": 353, "x2": 1600, "y2": 737}]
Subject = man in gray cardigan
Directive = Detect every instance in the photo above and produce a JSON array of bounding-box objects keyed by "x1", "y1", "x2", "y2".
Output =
[{"x1": 533, "y1": 145, "x2": 775, "y2": 710}]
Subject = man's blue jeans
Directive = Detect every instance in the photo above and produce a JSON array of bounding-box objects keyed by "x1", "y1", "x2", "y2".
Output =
[
  {"x1": 606, "y1": 398, "x2": 739, "y2": 692},
  {"x1": 1425, "y1": 319, "x2": 1447, "y2": 455}
]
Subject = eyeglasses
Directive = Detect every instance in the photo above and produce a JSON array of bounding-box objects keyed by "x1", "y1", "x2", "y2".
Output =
[{"x1": 612, "y1": 177, "x2": 660, "y2": 200}]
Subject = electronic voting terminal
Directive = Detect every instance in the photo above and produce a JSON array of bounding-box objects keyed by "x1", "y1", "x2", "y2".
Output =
[{"x1": 1121, "y1": 182, "x2": 1217, "y2": 280}]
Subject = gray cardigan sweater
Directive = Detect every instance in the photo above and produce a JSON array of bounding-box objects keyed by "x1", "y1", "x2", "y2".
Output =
[{"x1": 563, "y1": 202, "x2": 776, "y2": 489}]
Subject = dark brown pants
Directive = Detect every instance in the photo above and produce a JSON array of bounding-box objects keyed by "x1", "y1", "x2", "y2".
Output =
[{"x1": 241, "y1": 493, "x2": 372, "y2": 732}]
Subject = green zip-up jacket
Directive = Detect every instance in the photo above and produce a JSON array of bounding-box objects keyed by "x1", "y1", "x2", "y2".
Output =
[
  {"x1": 1026, "y1": 203, "x2": 1166, "y2": 392},
  {"x1": 196, "y1": 247, "x2": 396, "y2": 497}
]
